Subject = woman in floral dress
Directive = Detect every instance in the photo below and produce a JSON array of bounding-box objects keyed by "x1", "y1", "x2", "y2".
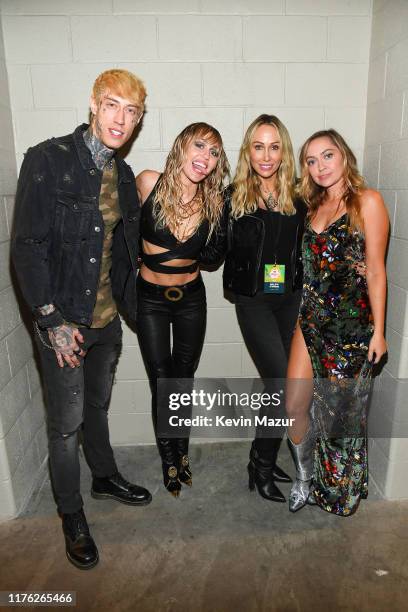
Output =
[{"x1": 285, "y1": 129, "x2": 389, "y2": 516}]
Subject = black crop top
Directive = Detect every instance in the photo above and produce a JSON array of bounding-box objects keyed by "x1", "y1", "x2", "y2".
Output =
[{"x1": 140, "y1": 180, "x2": 210, "y2": 274}]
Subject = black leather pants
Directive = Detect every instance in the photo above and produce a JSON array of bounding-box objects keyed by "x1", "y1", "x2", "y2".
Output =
[
  {"x1": 136, "y1": 275, "x2": 207, "y2": 464},
  {"x1": 235, "y1": 290, "x2": 301, "y2": 461}
]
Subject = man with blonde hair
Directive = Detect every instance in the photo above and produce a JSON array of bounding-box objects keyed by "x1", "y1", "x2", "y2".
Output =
[{"x1": 12, "y1": 69, "x2": 151, "y2": 570}]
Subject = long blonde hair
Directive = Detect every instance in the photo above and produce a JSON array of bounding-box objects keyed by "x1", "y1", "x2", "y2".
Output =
[
  {"x1": 298, "y1": 129, "x2": 365, "y2": 231},
  {"x1": 231, "y1": 114, "x2": 296, "y2": 219},
  {"x1": 154, "y1": 123, "x2": 230, "y2": 238}
]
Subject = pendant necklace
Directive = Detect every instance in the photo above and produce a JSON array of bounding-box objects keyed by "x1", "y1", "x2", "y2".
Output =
[
  {"x1": 263, "y1": 193, "x2": 279, "y2": 211},
  {"x1": 260, "y1": 187, "x2": 279, "y2": 211}
]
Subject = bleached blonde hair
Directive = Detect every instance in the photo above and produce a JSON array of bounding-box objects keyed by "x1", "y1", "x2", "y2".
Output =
[
  {"x1": 231, "y1": 114, "x2": 296, "y2": 219},
  {"x1": 92, "y1": 69, "x2": 146, "y2": 110}
]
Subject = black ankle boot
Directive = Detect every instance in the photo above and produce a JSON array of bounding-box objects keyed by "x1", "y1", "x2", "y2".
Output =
[
  {"x1": 248, "y1": 446, "x2": 286, "y2": 503},
  {"x1": 91, "y1": 472, "x2": 152, "y2": 506},
  {"x1": 61, "y1": 509, "x2": 99, "y2": 570},
  {"x1": 157, "y1": 437, "x2": 181, "y2": 497},
  {"x1": 161, "y1": 462, "x2": 181, "y2": 497},
  {"x1": 175, "y1": 438, "x2": 192, "y2": 487}
]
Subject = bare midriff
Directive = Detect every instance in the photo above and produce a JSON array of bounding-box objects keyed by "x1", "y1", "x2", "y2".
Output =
[{"x1": 140, "y1": 239, "x2": 199, "y2": 286}]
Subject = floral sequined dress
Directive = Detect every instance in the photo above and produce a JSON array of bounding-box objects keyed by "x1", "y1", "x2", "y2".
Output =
[{"x1": 299, "y1": 213, "x2": 374, "y2": 516}]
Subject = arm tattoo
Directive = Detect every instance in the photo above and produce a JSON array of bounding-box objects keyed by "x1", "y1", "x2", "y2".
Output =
[{"x1": 49, "y1": 324, "x2": 76, "y2": 354}]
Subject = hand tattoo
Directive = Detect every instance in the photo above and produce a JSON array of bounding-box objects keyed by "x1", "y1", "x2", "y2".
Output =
[{"x1": 48, "y1": 324, "x2": 76, "y2": 355}]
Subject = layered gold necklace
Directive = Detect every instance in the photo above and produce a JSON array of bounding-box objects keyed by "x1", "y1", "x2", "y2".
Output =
[{"x1": 174, "y1": 192, "x2": 203, "y2": 244}]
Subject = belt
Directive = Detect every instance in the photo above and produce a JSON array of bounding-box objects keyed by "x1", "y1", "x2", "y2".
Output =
[{"x1": 137, "y1": 274, "x2": 204, "y2": 302}]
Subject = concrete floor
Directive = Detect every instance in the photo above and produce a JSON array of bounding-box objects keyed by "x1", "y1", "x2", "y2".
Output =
[{"x1": 0, "y1": 442, "x2": 407, "y2": 612}]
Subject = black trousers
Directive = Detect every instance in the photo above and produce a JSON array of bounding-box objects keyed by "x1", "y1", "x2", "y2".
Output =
[
  {"x1": 235, "y1": 290, "x2": 301, "y2": 460},
  {"x1": 136, "y1": 275, "x2": 206, "y2": 455},
  {"x1": 35, "y1": 316, "x2": 122, "y2": 514}
]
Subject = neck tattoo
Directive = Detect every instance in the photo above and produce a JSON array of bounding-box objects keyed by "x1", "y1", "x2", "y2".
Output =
[{"x1": 83, "y1": 127, "x2": 115, "y2": 171}]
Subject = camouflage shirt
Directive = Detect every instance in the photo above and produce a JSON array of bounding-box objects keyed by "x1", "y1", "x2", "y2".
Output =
[{"x1": 91, "y1": 160, "x2": 121, "y2": 328}]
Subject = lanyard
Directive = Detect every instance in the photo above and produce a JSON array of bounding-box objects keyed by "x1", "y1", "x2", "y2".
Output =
[{"x1": 267, "y1": 209, "x2": 282, "y2": 265}]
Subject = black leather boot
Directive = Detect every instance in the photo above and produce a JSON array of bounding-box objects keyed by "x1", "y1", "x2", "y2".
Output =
[
  {"x1": 248, "y1": 445, "x2": 286, "y2": 503},
  {"x1": 272, "y1": 464, "x2": 293, "y2": 483},
  {"x1": 175, "y1": 438, "x2": 192, "y2": 487},
  {"x1": 157, "y1": 437, "x2": 181, "y2": 497},
  {"x1": 62, "y1": 509, "x2": 99, "y2": 570},
  {"x1": 91, "y1": 472, "x2": 152, "y2": 506},
  {"x1": 252, "y1": 420, "x2": 292, "y2": 483}
]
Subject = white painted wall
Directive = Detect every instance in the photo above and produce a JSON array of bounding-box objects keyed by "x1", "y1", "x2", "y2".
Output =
[
  {"x1": 0, "y1": 0, "x2": 373, "y2": 516},
  {"x1": 363, "y1": 0, "x2": 408, "y2": 499},
  {"x1": 0, "y1": 13, "x2": 48, "y2": 521}
]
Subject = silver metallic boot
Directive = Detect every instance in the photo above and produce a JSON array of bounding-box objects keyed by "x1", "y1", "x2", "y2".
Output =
[{"x1": 287, "y1": 428, "x2": 316, "y2": 512}]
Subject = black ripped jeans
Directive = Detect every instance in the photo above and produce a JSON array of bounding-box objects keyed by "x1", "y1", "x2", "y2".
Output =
[
  {"x1": 235, "y1": 290, "x2": 301, "y2": 461},
  {"x1": 35, "y1": 316, "x2": 122, "y2": 514},
  {"x1": 136, "y1": 275, "x2": 207, "y2": 464}
]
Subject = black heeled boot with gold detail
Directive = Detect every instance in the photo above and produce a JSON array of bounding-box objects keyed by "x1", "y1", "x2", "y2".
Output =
[
  {"x1": 175, "y1": 438, "x2": 192, "y2": 487},
  {"x1": 157, "y1": 437, "x2": 181, "y2": 498}
]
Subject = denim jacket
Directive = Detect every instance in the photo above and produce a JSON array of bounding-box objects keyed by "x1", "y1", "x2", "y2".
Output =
[{"x1": 11, "y1": 124, "x2": 140, "y2": 328}]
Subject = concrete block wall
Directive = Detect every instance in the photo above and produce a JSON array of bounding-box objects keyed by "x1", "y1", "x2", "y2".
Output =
[
  {"x1": 0, "y1": 2, "x2": 372, "y2": 454},
  {"x1": 0, "y1": 15, "x2": 48, "y2": 521},
  {"x1": 363, "y1": 0, "x2": 408, "y2": 499}
]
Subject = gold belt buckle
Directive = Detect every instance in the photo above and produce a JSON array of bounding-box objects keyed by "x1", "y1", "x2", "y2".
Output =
[{"x1": 164, "y1": 286, "x2": 184, "y2": 302}]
